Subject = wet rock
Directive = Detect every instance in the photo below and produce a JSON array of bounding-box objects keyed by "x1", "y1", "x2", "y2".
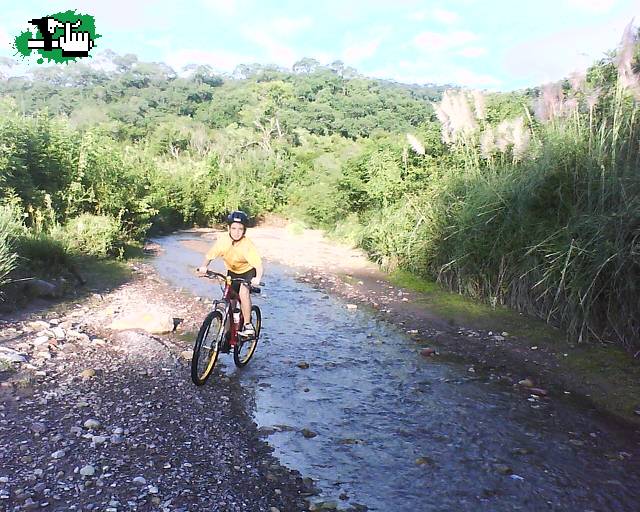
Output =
[
  {"x1": 337, "y1": 438, "x2": 363, "y2": 445},
  {"x1": 301, "y1": 428, "x2": 318, "y2": 439},
  {"x1": 310, "y1": 501, "x2": 338, "y2": 511},
  {"x1": 415, "y1": 456, "x2": 435, "y2": 466},
  {"x1": 518, "y1": 378, "x2": 534, "y2": 388},
  {"x1": 420, "y1": 347, "x2": 437, "y2": 357},
  {"x1": 297, "y1": 361, "x2": 310, "y2": 369},
  {"x1": 529, "y1": 388, "x2": 548, "y2": 397}
]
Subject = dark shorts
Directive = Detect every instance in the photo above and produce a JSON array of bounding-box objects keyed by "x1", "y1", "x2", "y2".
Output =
[{"x1": 228, "y1": 268, "x2": 256, "y2": 294}]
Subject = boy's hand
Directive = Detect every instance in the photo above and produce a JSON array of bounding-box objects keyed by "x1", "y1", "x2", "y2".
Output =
[{"x1": 250, "y1": 277, "x2": 260, "y2": 287}]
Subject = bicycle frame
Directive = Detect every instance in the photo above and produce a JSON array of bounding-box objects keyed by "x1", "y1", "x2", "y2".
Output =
[{"x1": 210, "y1": 274, "x2": 246, "y2": 348}]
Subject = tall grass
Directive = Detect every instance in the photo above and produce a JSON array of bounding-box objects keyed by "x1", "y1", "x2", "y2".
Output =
[{"x1": 415, "y1": 30, "x2": 640, "y2": 348}]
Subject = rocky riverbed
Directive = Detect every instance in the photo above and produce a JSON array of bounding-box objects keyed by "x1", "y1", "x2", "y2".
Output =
[{"x1": 0, "y1": 263, "x2": 317, "y2": 512}]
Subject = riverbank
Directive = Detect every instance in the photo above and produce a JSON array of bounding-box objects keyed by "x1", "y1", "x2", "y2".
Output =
[
  {"x1": 0, "y1": 261, "x2": 316, "y2": 511},
  {"x1": 185, "y1": 220, "x2": 640, "y2": 429}
]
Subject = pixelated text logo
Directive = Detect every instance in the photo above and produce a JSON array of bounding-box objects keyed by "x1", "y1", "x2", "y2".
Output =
[{"x1": 13, "y1": 10, "x2": 101, "y2": 64}]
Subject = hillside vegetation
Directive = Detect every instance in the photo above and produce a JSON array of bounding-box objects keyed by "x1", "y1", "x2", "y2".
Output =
[{"x1": 1, "y1": 26, "x2": 639, "y2": 351}]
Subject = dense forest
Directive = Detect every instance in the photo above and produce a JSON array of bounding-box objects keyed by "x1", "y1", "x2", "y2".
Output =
[{"x1": 1, "y1": 24, "x2": 639, "y2": 351}]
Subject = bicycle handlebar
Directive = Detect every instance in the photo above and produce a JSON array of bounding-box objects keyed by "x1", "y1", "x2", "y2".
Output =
[{"x1": 199, "y1": 270, "x2": 263, "y2": 293}]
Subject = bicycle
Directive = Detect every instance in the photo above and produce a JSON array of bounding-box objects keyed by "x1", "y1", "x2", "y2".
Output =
[{"x1": 191, "y1": 270, "x2": 262, "y2": 386}]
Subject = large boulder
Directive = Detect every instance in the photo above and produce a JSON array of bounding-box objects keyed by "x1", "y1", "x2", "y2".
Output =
[{"x1": 110, "y1": 308, "x2": 175, "y2": 334}]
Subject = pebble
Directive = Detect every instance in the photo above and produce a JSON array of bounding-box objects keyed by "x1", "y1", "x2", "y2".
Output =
[
  {"x1": 51, "y1": 327, "x2": 66, "y2": 340},
  {"x1": 51, "y1": 450, "x2": 65, "y2": 459},
  {"x1": 84, "y1": 419, "x2": 101, "y2": 430},
  {"x1": 346, "y1": 304, "x2": 357, "y2": 310},
  {"x1": 80, "y1": 465, "x2": 95, "y2": 477},
  {"x1": 301, "y1": 428, "x2": 317, "y2": 439},
  {"x1": 33, "y1": 336, "x2": 49, "y2": 346},
  {"x1": 92, "y1": 435, "x2": 107, "y2": 445},
  {"x1": 80, "y1": 369, "x2": 96, "y2": 379},
  {"x1": 420, "y1": 347, "x2": 436, "y2": 357},
  {"x1": 297, "y1": 361, "x2": 310, "y2": 369},
  {"x1": 30, "y1": 422, "x2": 47, "y2": 434},
  {"x1": 133, "y1": 476, "x2": 147, "y2": 485}
]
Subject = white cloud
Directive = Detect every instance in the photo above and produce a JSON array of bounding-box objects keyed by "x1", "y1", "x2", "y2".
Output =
[
  {"x1": 165, "y1": 48, "x2": 254, "y2": 73},
  {"x1": 200, "y1": 0, "x2": 238, "y2": 16},
  {"x1": 414, "y1": 30, "x2": 477, "y2": 52},
  {"x1": 0, "y1": 27, "x2": 11, "y2": 52},
  {"x1": 371, "y1": 61, "x2": 500, "y2": 88},
  {"x1": 503, "y1": 16, "x2": 634, "y2": 86},
  {"x1": 343, "y1": 38, "x2": 382, "y2": 64},
  {"x1": 269, "y1": 16, "x2": 313, "y2": 36},
  {"x1": 433, "y1": 8, "x2": 460, "y2": 24},
  {"x1": 450, "y1": 67, "x2": 501, "y2": 87},
  {"x1": 566, "y1": 0, "x2": 617, "y2": 12},
  {"x1": 240, "y1": 28, "x2": 297, "y2": 67},
  {"x1": 458, "y1": 46, "x2": 487, "y2": 58}
]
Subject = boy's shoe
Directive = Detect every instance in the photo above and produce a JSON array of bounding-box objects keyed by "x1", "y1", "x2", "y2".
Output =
[{"x1": 238, "y1": 323, "x2": 255, "y2": 338}]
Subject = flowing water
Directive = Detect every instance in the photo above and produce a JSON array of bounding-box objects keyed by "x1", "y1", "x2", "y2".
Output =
[{"x1": 153, "y1": 232, "x2": 640, "y2": 511}]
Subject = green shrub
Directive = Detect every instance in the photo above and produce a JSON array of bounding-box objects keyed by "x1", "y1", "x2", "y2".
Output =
[
  {"x1": 15, "y1": 233, "x2": 70, "y2": 274},
  {"x1": 0, "y1": 204, "x2": 24, "y2": 287},
  {"x1": 56, "y1": 214, "x2": 124, "y2": 258}
]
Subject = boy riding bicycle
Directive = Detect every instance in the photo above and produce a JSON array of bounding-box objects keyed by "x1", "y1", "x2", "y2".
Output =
[{"x1": 197, "y1": 210, "x2": 263, "y2": 338}]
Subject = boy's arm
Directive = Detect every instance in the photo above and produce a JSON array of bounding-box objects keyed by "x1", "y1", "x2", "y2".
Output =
[{"x1": 197, "y1": 239, "x2": 222, "y2": 274}]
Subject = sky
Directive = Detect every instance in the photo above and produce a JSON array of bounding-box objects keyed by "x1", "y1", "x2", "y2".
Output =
[{"x1": 0, "y1": 0, "x2": 638, "y2": 91}]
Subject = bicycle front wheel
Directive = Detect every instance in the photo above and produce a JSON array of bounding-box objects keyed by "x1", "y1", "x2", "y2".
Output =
[
  {"x1": 191, "y1": 310, "x2": 225, "y2": 385},
  {"x1": 233, "y1": 305, "x2": 261, "y2": 367}
]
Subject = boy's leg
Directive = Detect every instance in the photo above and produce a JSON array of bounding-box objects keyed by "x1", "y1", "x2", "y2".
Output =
[{"x1": 239, "y1": 285, "x2": 251, "y2": 326}]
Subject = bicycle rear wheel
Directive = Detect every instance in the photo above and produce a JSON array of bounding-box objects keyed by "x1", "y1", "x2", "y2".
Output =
[
  {"x1": 233, "y1": 305, "x2": 261, "y2": 367},
  {"x1": 191, "y1": 310, "x2": 225, "y2": 385}
]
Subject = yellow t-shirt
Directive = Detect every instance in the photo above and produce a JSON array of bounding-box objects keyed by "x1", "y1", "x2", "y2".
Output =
[{"x1": 205, "y1": 235, "x2": 262, "y2": 274}]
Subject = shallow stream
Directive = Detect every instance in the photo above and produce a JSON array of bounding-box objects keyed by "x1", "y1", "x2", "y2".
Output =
[{"x1": 153, "y1": 232, "x2": 640, "y2": 511}]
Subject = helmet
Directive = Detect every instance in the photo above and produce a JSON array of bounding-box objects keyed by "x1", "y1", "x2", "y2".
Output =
[{"x1": 226, "y1": 210, "x2": 249, "y2": 226}]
